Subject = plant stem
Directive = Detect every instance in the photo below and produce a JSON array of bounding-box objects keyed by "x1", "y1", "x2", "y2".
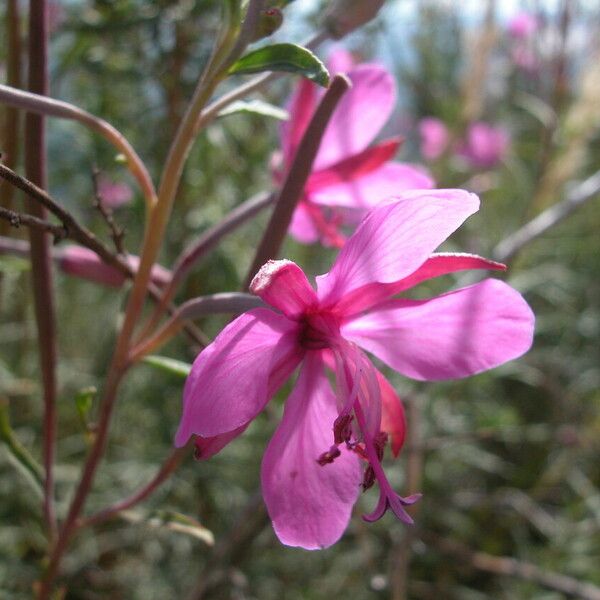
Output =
[
  {"x1": 80, "y1": 448, "x2": 188, "y2": 528},
  {"x1": 25, "y1": 0, "x2": 58, "y2": 543},
  {"x1": 243, "y1": 74, "x2": 351, "y2": 287},
  {"x1": 134, "y1": 191, "x2": 274, "y2": 346},
  {"x1": 0, "y1": 83, "x2": 157, "y2": 209}
]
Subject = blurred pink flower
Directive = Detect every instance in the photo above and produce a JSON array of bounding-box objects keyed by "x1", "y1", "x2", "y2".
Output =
[
  {"x1": 175, "y1": 190, "x2": 534, "y2": 549},
  {"x1": 275, "y1": 51, "x2": 434, "y2": 247},
  {"x1": 96, "y1": 175, "x2": 133, "y2": 209},
  {"x1": 58, "y1": 245, "x2": 170, "y2": 288},
  {"x1": 507, "y1": 12, "x2": 538, "y2": 39},
  {"x1": 457, "y1": 122, "x2": 510, "y2": 169},
  {"x1": 418, "y1": 117, "x2": 449, "y2": 160}
]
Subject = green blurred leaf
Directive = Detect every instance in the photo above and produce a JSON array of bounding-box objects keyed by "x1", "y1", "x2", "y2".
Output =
[
  {"x1": 228, "y1": 43, "x2": 329, "y2": 86},
  {"x1": 121, "y1": 509, "x2": 214, "y2": 545},
  {"x1": 0, "y1": 256, "x2": 31, "y2": 274},
  {"x1": 0, "y1": 399, "x2": 44, "y2": 497},
  {"x1": 143, "y1": 355, "x2": 192, "y2": 379},
  {"x1": 75, "y1": 386, "x2": 96, "y2": 422},
  {"x1": 218, "y1": 99, "x2": 289, "y2": 120}
]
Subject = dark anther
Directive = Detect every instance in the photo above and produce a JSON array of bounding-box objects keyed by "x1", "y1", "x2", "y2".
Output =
[
  {"x1": 362, "y1": 466, "x2": 375, "y2": 491},
  {"x1": 333, "y1": 414, "x2": 353, "y2": 444},
  {"x1": 317, "y1": 445, "x2": 341, "y2": 466}
]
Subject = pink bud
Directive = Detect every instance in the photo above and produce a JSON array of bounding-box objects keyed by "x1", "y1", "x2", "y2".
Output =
[
  {"x1": 58, "y1": 245, "x2": 170, "y2": 288},
  {"x1": 96, "y1": 175, "x2": 133, "y2": 209}
]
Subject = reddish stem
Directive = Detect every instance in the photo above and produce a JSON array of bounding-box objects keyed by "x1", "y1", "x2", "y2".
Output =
[{"x1": 25, "y1": 0, "x2": 58, "y2": 542}]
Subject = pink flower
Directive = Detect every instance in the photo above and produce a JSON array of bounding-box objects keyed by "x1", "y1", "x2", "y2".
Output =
[
  {"x1": 276, "y1": 52, "x2": 434, "y2": 247},
  {"x1": 457, "y1": 122, "x2": 510, "y2": 169},
  {"x1": 175, "y1": 190, "x2": 535, "y2": 549},
  {"x1": 507, "y1": 12, "x2": 538, "y2": 39},
  {"x1": 418, "y1": 117, "x2": 449, "y2": 160},
  {"x1": 96, "y1": 175, "x2": 133, "y2": 209},
  {"x1": 58, "y1": 245, "x2": 170, "y2": 288}
]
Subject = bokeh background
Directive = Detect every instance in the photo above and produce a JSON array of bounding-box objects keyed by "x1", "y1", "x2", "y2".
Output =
[{"x1": 1, "y1": 1, "x2": 599, "y2": 598}]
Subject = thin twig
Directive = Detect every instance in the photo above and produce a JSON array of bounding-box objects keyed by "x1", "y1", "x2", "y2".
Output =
[
  {"x1": 493, "y1": 169, "x2": 600, "y2": 262},
  {"x1": 80, "y1": 447, "x2": 188, "y2": 528},
  {"x1": 91, "y1": 166, "x2": 126, "y2": 255},
  {"x1": 0, "y1": 206, "x2": 67, "y2": 240},
  {"x1": 243, "y1": 74, "x2": 351, "y2": 287},
  {"x1": 422, "y1": 532, "x2": 600, "y2": 600}
]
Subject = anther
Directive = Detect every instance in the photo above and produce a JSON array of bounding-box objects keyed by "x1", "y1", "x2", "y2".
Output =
[
  {"x1": 333, "y1": 414, "x2": 353, "y2": 444},
  {"x1": 317, "y1": 445, "x2": 341, "y2": 466}
]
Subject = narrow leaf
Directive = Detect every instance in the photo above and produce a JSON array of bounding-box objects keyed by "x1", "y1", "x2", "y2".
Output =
[
  {"x1": 228, "y1": 43, "x2": 330, "y2": 87},
  {"x1": 218, "y1": 99, "x2": 289, "y2": 121},
  {"x1": 143, "y1": 355, "x2": 192, "y2": 379}
]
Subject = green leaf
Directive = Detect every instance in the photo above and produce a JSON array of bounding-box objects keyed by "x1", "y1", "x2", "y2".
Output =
[
  {"x1": 0, "y1": 399, "x2": 44, "y2": 497},
  {"x1": 228, "y1": 43, "x2": 330, "y2": 87},
  {"x1": 218, "y1": 99, "x2": 289, "y2": 121},
  {"x1": 143, "y1": 355, "x2": 192, "y2": 379}
]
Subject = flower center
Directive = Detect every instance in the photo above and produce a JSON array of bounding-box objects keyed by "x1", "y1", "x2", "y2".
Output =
[{"x1": 299, "y1": 310, "x2": 341, "y2": 350}]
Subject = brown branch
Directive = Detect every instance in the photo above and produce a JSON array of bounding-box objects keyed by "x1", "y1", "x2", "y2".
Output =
[
  {"x1": 422, "y1": 532, "x2": 600, "y2": 600},
  {"x1": 0, "y1": 206, "x2": 67, "y2": 240},
  {"x1": 91, "y1": 167, "x2": 126, "y2": 255},
  {"x1": 243, "y1": 74, "x2": 351, "y2": 288}
]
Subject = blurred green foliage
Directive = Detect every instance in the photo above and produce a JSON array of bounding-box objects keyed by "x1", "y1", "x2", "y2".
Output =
[{"x1": 1, "y1": 1, "x2": 599, "y2": 598}]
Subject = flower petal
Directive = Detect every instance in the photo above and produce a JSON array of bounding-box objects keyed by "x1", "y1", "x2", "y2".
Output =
[
  {"x1": 280, "y1": 78, "x2": 318, "y2": 166},
  {"x1": 342, "y1": 279, "x2": 534, "y2": 381},
  {"x1": 316, "y1": 190, "x2": 480, "y2": 308},
  {"x1": 193, "y1": 425, "x2": 248, "y2": 460},
  {"x1": 289, "y1": 201, "x2": 320, "y2": 244},
  {"x1": 250, "y1": 259, "x2": 318, "y2": 319},
  {"x1": 175, "y1": 308, "x2": 302, "y2": 446},
  {"x1": 261, "y1": 353, "x2": 362, "y2": 549},
  {"x1": 306, "y1": 138, "x2": 402, "y2": 193},
  {"x1": 376, "y1": 370, "x2": 406, "y2": 457},
  {"x1": 313, "y1": 65, "x2": 396, "y2": 171},
  {"x1": 309, "y1": 162, "x2": 434, "y2": 210},
  {"x1": 335, "y1": 252, "x2": 506, "y2": 316}
]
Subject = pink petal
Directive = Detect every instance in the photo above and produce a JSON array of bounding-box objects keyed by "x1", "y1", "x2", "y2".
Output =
[
  {"x1": 193, "y1": 425, "x2": 248, "y2": 460},
  {"x1": 316, "y1": 190, "x2": 480, "y2": 308},
  {"x1": 175, "y1": 308, "x2": 302, "y2": 446},
  {"x1": 261, "y1": 353, "x2": 362, "y2": 549},
  {"x1": 309, "y1": 162, "x2": 434, "y2": 210},
  {"x1": 376, "y1": 370, "x2": 406, "y2": 457},
  {"x1": 335, "y1": 252, "x2": 506, "y2": 316},
  {"x1": 341, "y1": 279, "x2": 535, "y2": 381},
  {"x1": 327, "y1": 48, "x2": 356, "y2": 74},
  {"x1": 306, "y1": 138, "x2": 402, "y2": 193},
  {"x1": 250, "y1": 259, "x2": 318, "y2": 319},
  {"x1": 289, "y1": 202, "x2": 320, "y2": 244},
  {"x1": 280, "y1": 78, "x2": 318, "y2": 166},
  {"x1": 313, "y1": 65, "x2": 396, "y2": 171}
]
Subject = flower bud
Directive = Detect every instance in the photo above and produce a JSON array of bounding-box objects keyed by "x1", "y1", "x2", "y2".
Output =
[
  {"x1": 58, "y1": 245, "x2": 170, "y2": 288},
  {"x1": 324, "y1": 0, "x2": 385, "y2": 40},
  {"x1": 251, "y1": 7, "x2": 284, "y2": 42}
]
